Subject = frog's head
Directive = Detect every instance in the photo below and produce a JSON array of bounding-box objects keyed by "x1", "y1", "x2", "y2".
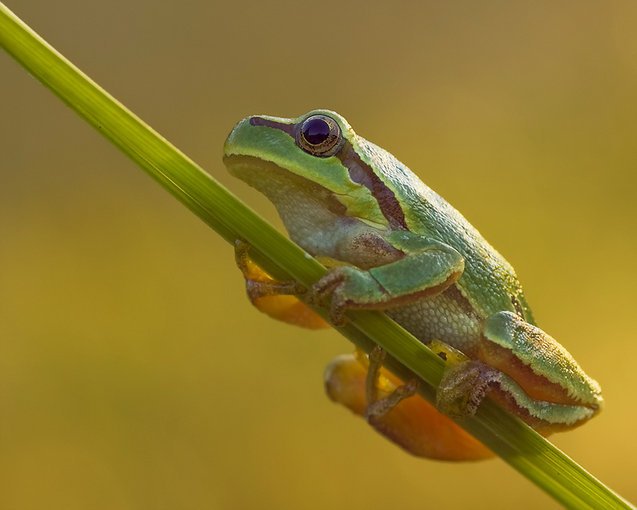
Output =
[{"x1": 223, "y1": 110, "x2": 403, "y2": 238}]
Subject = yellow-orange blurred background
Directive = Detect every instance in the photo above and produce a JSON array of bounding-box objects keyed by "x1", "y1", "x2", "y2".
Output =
[{"x1": 1, "y1": 1, "x2": 636, "y2": 508}]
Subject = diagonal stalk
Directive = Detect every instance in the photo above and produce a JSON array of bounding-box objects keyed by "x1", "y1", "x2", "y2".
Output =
[{"x1": 0, "y1": 3, "x2": 632, "y2": 509}]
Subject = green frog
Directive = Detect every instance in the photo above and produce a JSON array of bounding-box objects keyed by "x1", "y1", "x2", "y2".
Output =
[{"x1": 223, "y1": 110, "x2": 602, "y2": 460}]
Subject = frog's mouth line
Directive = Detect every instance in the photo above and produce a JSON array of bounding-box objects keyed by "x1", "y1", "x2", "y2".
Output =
[
  {"x1": 223, "y1": 154, "x2": 345, "y2": 212},
  {"x1": 223, "y1": 154, "x2": 322, "y2": 191}
]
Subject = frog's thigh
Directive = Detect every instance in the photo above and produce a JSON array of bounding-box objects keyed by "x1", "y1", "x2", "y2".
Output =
[
  {"x1": 478, "y1": 311, "x2": 600, "y2": 406},
  {"x1": 474, "y1": 311, "x2": 601, "y2": 431},
  {"x1": 324, "y1": 352, "x2": 493, "y2": 461},
  {"x1": 234, "y1": 241, "x2": 328, "y2": 329}
]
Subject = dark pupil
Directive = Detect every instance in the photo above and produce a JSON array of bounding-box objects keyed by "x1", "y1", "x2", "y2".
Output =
[{"x1": 303, "y1": 118, "x2": 331, "y2": 145}]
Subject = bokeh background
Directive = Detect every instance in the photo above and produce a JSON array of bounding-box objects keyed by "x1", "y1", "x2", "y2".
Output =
[{"x1": 1, "y1": 1, "x2": 636, "y2": 508}]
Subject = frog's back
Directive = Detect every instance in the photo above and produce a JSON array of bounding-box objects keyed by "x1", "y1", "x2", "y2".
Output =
[{"x1": 354, "y1": 137, "x2": 533, "y2": 322}]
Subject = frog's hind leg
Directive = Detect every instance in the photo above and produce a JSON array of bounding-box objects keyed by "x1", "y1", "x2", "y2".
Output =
[
  {"x1": 435, "y1": 313, "x2": 602, "y2": 433},
  {"x1": 234, "y1": 240, "x2": 328, "y2": 329},
  {"x1": 324, "y1": 349, "x2": 493, "y2": 461}
]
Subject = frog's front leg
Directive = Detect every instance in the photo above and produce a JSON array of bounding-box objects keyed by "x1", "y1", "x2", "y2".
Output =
[
  {"x1": 437, "y1": 311, "x2": 603, "y2": 432},
  {"x1": 234, "y1": 240, "x2": 328, "y2": 329},
  {"x1": 311, "y1": 233, "x2": 465, "y2": 325}
]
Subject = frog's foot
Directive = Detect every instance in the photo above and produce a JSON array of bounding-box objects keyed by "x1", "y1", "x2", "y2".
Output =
[
  {"x1": 324, "y1": 349, "x2": 493, "y2": 461},
  {"x1": 364, "y1": 346, "x2": 419, "y2": 422},
  {"x1": 436, "y1": 360, "x2": 502, "y2": 418},
  {"x1": 308, "y1": 266, "x2": 378, "y2": 326},
  {"x1": 234, "y1": 240, "x2": 328, "y2": 329},
  {"x1": 366, "y1": 381, "x2": 419, "y2": 421}
]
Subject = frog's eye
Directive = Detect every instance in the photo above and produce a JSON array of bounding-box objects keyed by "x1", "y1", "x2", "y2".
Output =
[{"x1": 297, "y1": 114, "x2": 342, "y2": 157}]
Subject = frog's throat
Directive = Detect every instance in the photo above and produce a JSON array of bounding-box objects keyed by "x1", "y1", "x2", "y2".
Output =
[{"x1": 223, "y1": 154, "x2": 362, "y2": 225}]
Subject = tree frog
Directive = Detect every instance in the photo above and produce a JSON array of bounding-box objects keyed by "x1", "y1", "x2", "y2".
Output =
[{"x1": 223, "y1": 110, "x2": 603, "y2": 461}]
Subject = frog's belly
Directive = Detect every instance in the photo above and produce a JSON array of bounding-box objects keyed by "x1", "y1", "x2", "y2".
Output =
[{"x1": 386, "y1": 287, "x2": 482, "y2": 353}]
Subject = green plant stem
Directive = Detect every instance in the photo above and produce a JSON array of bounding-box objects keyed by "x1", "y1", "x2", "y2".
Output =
[{"x1": 0, "y1": 3, "x2": 633, "y2": 509}]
